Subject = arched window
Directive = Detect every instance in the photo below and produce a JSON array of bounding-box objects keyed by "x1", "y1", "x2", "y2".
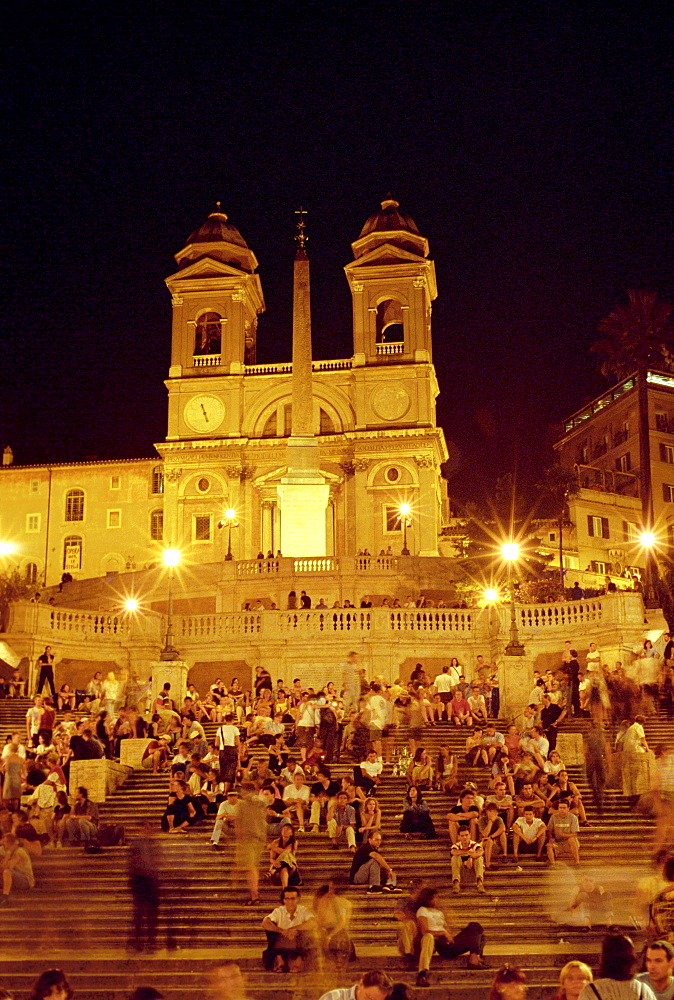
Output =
[
  {"x1": 261, "y1": 411, "x2": 277, "y2": 438},
  {"x1": 24, "y1": 562, "x2": 38, "y2": 585},
  {"x1": 375, "y1": 300, "x2": 404, "y2": 343},
  {"x1": 63, "y1": 535, "x2": 82, "y2": 570},
  {"x1": 150, "y1": 509, "x2": 164, "y2": 541},
  {"x1": 319, "y1": 408, "x2": 334, "y2": 434},
  {"x1": 65, "y1": 489, "x2": 84, "y2": 522},
  {"x1": 152, "y1": 467, "x2": 164, "y2": 495},
  {"x1": 194, "y1": 312, "x2": 222, "y2": 355}
]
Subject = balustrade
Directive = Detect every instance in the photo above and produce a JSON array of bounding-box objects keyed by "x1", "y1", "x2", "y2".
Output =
[
  {"x1": 517, "y1": 600, "x2": 603, "y2": 631},
  {"x1": 292, "y1": 557, "x2": 335, "y2": 573},
  {"x1": 279, "y1": 610, "x2": 371, "y2": 633},
  {"x1": 387, "y1": 610, "x2": 473, "y2": 633},
  {"x1": 49, "y1": 609, "x2": 130, "y2": 636},
  {"x1": 236, "y1": 558, "x2": 280, "y2": 576}
]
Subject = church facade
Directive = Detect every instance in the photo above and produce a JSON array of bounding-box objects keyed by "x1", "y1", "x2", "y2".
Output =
[{"x1": 0, "y1": 198, "x2": 450, "y2": 588}]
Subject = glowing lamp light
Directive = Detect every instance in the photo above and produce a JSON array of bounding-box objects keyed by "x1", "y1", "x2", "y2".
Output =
[
  {"x1": 224, "y1": 508, "x2": 237, "y2": 521},
  {"x1": 640, "y1": 531, "x2": 656, "y2": 547},
  {"x1": 124, "y1": 599, "x2": 139, "y2": 612},
  {"x1": 484, "y1": 588, "x2": 499, "y2": 602},
  {"x1": 501, "y1": 541, "x2": 520, "y2": 561},
  {"x1": 0, "y1": 542, "x2": 16, "y2": 556},
  {"x1": 399, "y1": 503, "x2": 412, "y2": 517},
  {"x1": 163, "y1": 548, "x2": 181, "y2": 567}
]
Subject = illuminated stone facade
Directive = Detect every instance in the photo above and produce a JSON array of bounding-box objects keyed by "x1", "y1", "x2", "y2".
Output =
[{"x1": 0, "y1": 198, "x2": 450, "y2": 586}]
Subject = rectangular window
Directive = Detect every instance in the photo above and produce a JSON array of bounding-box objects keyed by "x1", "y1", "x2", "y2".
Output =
[
  {"x1": 107, "y1": 510, "x2": 121, "y2": 528},
  {"x1": 615, "y1": 452, "x2": 631, "y2": 472},
  {"x1": 664, "y1": 484, "x2": 674, "y2": 503},
  {"x1": 384, "y1": 506, "x2": 402, "y2": 532},
  {"x1": 661, "y1": 444, "x2": 674, "y2": 465},
  {"x1": 549, "y1": 532, "x2": 556, "y2": 542},
  {"x1": 110, "y1": 475, "x2": 121, "y2": 490},
  {"x1": 194, "y1": 515, "x2": 211, "y2": 541},
  {"x1": 656, "y1": 412, "x2": 669, "y2": 432},
  {"x1": 30, "y1": 480, "x2": 39, "y2": 494},
  {"x1": 587, "y1": 515, "x2": 610, "y2": 538},
  {"x1": 26, "y1": 513, "x2": 41, "y2": 533},
  {"x1": 150, "y1": 510, "x2": 164, "y2": 541},
  {"x1": 622, "y1": 520, "x2": 639, "y2": 542},
  {"x1": 152, "y1": 468, "x2": 164, "y2": 495},
  {"x1": 591, "y1": 560, "x2": 607, "y2": 575}
]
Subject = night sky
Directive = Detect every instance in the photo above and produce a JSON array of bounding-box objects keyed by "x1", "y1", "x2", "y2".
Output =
[{"x1": 2, "y1": 6, "x2": 672, "y2": 505}]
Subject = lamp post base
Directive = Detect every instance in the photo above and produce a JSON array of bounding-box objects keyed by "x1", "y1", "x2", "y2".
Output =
[
  {"x1": 505, "y1": 640, "x2": 526, "y2": 656},
  {"x1": 159, "y1": 645, "x2": 181, "y2": 662}
]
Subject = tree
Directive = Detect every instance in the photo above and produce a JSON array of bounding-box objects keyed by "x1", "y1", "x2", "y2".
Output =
[
  {"x1": 592, "y1": 290, "x2": 674, "y2": 602},
  {"x1": 536, "y1": 465, "x2": 581, "y2": 593},
  {"x1": 0, "y1": 569, "x2": 31, "y2": 631}
]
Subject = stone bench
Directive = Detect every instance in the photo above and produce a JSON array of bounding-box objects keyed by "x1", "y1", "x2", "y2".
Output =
[{"x1": 69, "y1": 759, "x2": 133, "y2": 802}]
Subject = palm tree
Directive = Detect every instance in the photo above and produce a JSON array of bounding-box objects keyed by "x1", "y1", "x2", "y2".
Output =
[
  {"x1": 591, "y1": 289, "x2": 674, "y2": 600},
  {"x1": 537, "y1": 465, "x2": 581, "y2": 594}
]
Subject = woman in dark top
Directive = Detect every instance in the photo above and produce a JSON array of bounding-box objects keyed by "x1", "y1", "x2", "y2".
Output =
[{"x1": 400, "y1": 786, "x2": 437, "y2": 839}]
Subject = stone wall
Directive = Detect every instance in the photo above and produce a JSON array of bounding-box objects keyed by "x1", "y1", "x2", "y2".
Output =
[{"x1": 69, "y1": 759, "x2": 132, "y2": 802}]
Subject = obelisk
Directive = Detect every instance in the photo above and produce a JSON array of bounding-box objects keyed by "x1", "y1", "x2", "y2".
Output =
[{"x1": 277, "y1": 209, "x2": 330, "y2": 555}]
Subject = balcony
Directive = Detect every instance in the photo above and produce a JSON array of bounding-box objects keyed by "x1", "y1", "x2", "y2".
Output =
[
  {"x1": 576, "y1": 464, "x2": 639, "y2": 497},
  {"x1": 613, "y1": 429, "x2": 628, "y2": 447},
  {"x1": 375, "y1": 342, "x2": 404, "y2": 356},
  {"x1": 244, "y1": 359, "x2": 353, "y2": 377},
  {"x1": 192, "y1": 355, "x2": 221, "y2": 368},
  {"x1": 592, "y1": 442, "x2": 608, "y2": 459}
]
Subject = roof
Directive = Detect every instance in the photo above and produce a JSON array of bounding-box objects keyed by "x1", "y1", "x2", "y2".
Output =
[
  {"x1": 358, "y1": 196, "x2": 422, "y2": 240},
  {"x1": 184, "y1": 206, "x2": 248, "y2": 249}
]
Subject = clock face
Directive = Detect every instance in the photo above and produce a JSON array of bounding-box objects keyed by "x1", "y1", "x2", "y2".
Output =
[{"x1": 184, "y1": 395, "x2": 226, "y2": 433}]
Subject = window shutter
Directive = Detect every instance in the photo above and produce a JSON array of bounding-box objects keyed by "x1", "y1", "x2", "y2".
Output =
[
  {"x1": 661, "y1": 443, "x2": 667, "y2": 462},
  {"x1": 601, "y1": 518, "x2": 610, "y2": 539},
  {"x1": 622, "y1": 520, "x2": 628, "y2": 541},
  {"x1": 587, "y1": 515, "x2": 594, "y2": 537}
]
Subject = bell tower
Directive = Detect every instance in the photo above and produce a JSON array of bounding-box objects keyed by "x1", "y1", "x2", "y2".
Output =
[
  {"x1": 345, "y1": 195, "x2": 436, "y2": 368},
  {"x1": 164, "y1": 205, "x2": 265, "y2": 441}
]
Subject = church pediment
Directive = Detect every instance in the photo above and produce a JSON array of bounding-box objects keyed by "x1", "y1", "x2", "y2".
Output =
[
  {"x1": 345, "y1": 242, "x2": 426, "y2": 270},
  {"x1": 166, "y1": 256, "x2": 249, "y2": 282}
]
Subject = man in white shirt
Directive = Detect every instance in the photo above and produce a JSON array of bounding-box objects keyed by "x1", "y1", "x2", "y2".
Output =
[
  {"x1": 546, "y1": 800, "x2": 580, "y2": 864},
  {"x1": 215, "y1": 714, "x2": 240, "y2": 792},
  {"x1": 366, "y1": 683, "x2": 387, "y2": 756},
  {"x1": 317, "y1": 971, "x2": 392, "y2": 1000},
  {"x1": 638, "y1": 941, "x2": 674, "y2": 1000},
  {"x1": 282, "y1": 772, "x2": 310, "y2": 831},
  {"x1": 434, "y1": 667, "x2": 455, "y2": 720},
  {"x1": 358, "y1": 750, "x2": 383, "y2": 795},
  {"x1": 520, "y1": 726, "x2": 549, "y2": 769},
  {"x1": 512, "y1": 806, "x2": 547, "y2": 862},
  {"x1": 1, "y1": 732, "x2": 26, "y2": 761},
  {"x1": 25, "y1": 696, "x2": 43, "y2": 747},
  {"x1": 261, "y1": 887, "x2": 316, "y2": 972},
  {"x1": 280, "y1": 759, "x2": 305, "y2": 786}
]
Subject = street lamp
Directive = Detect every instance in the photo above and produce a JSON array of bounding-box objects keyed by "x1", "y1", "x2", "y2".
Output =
[
  {"x1": 160, "y1": 547, "x2": 181, "y2": 661},
  {"x1": 399, "y1": 503, "x2": 412, "y2": 556},
  {"x1": 0, "y1": 542, "x2": 16, "y2": 556},
  {"x1": 484, "y1": 588, "x2": 499, "y2": 603},
  {"x1": 639, "y1": 531, "x2": 659, "y2": 608},
  {"x1": 124, "y1": 598, "x2": 139, "y2": 612},
  {"x1": 219, "y1": 508, "x2": 239, "y2": 561},
  {"x1": 501, "y1": 541, "x2": 525, "y2": 656}
]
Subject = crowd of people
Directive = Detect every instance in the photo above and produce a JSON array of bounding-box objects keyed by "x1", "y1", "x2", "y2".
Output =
[{"x1": 2, "y1": 632, "x2": 674, "y2": 989}]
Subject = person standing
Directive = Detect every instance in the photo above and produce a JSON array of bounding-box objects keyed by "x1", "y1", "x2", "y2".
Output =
[
  {"x1": 583, "y1": 719, "x2": 608, "y2": 814},
  {"x1": 127, "y1": 821, "x2": 161, "y2": 952},
  {"x1": 622, "y1": 715, "x2": 651, "y2": 806},
  {"x1": 235, "y1": 781, "x2": 267, "y2": 906},
  {"x1": 35, "y1": 646, "x2": 56, "y2": 699},
  {"x1": 215, "y1": 713, "x2": 240, "y2": 792}
]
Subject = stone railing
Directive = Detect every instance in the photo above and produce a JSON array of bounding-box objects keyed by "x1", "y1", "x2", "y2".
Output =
[
  {"x1": 375, "y1": 342, "x2": 404, "y2": 355},
  {"x1": 237, "y1": 558, "x2": 281, "y2": 576},
  {"x1": 279, "y1": 610, "x2": 372, "y2": 633},
  {"x1": 387, "y1": 609, "x2": 473, "y2": 633},
  {"x1": 49, "y1": 608, "x2": 131, "y2": 637},
  {"x1": 177, "y1": 613, "x2": 263, "y2": 638},
  {"x1": 244, "y1": 359, "x2": 353, "y2": 376},
  {"x1": 192, "y1": 354, "x2": 221, "y2": 367},
  {"x1": 517, "y1": 600, "x2": 604, "y2": 631},
  {"x1": 356, "y1": 555, "x2": 398, "y2": 572},
  {"x1": 236, "y1": 555, "x2": 396, "y2": 578}
]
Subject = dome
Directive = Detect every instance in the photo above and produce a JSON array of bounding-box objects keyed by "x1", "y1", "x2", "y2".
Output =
[
  {"x1": 184, "y1": 203, "x2": 248, "y2": 249},
  {"x1": 358, "y1": 195, "x2": 422, "y2": 240}
]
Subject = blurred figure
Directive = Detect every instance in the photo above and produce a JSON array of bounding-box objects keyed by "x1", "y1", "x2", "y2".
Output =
[
  {"x1": 235, "y1": 781, "x2": 267, "y2": 905},
  {"x1": 28, "y1": 970, "x2": 73, "y2": 1000},
  {"x1": 488, "y1": 966, "x2": 527, "y2": 1000},
  {"x1": 564, "y1": 875, "x2": 614, "y2": 928},
  {"x1": 550, "y1": 961, "x2": 593, "y2": 1000},
  {"x1": 205, "y1": 961, "x2": 247, "y2": 1000},
  {"x1": 127, "y1": 821, "x2": 161, "y2": 952},
  {"x1": 313, "y1": 879, "x2": 355, "y2": 967},
  {"x1": 578, "y1": 935, "x2": 656, "y2": 1000},
  {"x1": 584, "y1": 719, "x2": 608, "y2": 814},
  {"x1": 652, "y1": 742, "x2": 674, "y2": 852},
  {"x1": 622, "y1": 716, "x2": 651, "y2": 807}
]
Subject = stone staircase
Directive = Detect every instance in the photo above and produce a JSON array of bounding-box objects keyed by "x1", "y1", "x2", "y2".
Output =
[{"x1": 1, "y1": 699, "x2": 671, "y2": 999}]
